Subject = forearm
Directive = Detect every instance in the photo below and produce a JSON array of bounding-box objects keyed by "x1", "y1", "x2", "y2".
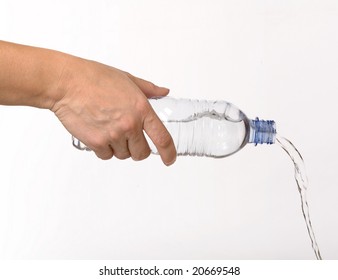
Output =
[{"x1": 0, "y1": 41, "x2": 68, "y2": 109}]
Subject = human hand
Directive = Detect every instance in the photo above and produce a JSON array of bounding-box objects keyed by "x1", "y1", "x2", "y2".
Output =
[{"x1": 51, "y1": 56, "x2": 177, "y2": 165}]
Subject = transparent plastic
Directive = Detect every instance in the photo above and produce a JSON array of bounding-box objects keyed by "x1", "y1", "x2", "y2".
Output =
[{"x1": 72, "y1": 97, "x2": 276, "y2": 158}]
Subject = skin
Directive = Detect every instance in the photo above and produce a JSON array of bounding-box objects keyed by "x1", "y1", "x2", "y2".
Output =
[{"x1": 0, "y1": 41, "x2": 177, "y2": 165}]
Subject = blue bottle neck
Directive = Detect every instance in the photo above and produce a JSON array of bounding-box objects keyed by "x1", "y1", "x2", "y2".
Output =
[{"x1": 249, "y1": 118, "x2": 276, "y2": 145}]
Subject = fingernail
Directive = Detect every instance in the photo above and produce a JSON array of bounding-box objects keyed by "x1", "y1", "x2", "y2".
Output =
[
  {"x1": 161, "y1": 87, "x2": 170, "y2": 92},
  {"x1": 165, "y1": 157, "x2": 176, "y2": 166}
]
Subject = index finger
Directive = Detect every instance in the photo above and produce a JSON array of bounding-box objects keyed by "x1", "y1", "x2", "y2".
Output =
[{"x1": 143, "y1": 108, "x2": 177, "y2": 166}]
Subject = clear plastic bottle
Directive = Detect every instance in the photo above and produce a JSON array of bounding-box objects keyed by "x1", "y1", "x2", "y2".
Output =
[{"x1": 72, "y1": 97, "x2": 276, "y2": 157}]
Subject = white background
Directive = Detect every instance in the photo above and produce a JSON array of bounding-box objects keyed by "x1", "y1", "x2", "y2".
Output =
[{"x1": 0, "y1": 0, "x2": 337, "y2": 260}]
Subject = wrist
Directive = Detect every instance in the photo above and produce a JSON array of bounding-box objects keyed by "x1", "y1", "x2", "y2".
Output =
[
  {"x1": 0, "y1": 41, "x2": 71, "y2": 110},
  {"x1": 41, "y1": 50, "x2": 72, "y2": 111}
]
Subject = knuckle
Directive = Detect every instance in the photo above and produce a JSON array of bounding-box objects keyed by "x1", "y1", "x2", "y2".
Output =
[
  {"x1": 154, "y1": 130, "x2": 172, "y2": 149},
  {"x1": 114, "y1": 152, "x2": 130, "y2": 160},
  {"x1": 120, "y1": 116, "x2": 137, "y2": 133},
  {"x1": 132, "y1": 148, "x2": 151, "y2": 161},
  {"x1": 148, "y1": 81, "x2": 157, "y2": 90},
  {"x1": 135, "y1": 99, "x2": 151, "y2": 117},
  {"x1": 124, "y1": 71, "x2": 132, "y2": 78},
  {"x1": 89, "y1": 136, "x2": 107, "y2": 150},
  {"x1": 96, "y1": 152, "x2": 113, "y2": 160},
  {"x1": 109, "y1": 131, "x2": 120, "y2": 142}
]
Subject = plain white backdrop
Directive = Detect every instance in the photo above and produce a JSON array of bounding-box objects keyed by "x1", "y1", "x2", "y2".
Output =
[{"x1": 0, "y1": 0, "x2": 337, "y2": 259}]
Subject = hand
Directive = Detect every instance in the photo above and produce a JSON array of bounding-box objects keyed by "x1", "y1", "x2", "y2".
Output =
[{"x1": 51, "y1": 57, "x2": 177, "y2": 165}]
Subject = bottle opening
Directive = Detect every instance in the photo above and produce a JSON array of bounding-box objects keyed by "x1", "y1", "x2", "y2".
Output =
[{"x1": 249, "y1": 118, "x2": 276, "y2": 145}]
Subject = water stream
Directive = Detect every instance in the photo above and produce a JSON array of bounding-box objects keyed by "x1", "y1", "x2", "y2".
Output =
[{"x1": 276, "y1": 134, "x2": 322, "y2": 260}]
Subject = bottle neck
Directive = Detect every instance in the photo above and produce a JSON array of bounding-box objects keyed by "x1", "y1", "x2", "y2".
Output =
[{"x1": 249, "y1": 118, "x2": 276, "y2": 145}]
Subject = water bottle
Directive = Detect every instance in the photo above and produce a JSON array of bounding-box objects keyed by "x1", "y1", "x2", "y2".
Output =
[{"x1": 72, "y1": 97, "x2": 276, "y2": 157}]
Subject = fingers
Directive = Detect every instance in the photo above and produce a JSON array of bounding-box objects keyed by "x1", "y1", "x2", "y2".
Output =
[
  {"x1": 110, "y1": 138, "x2": 131, "y2": 160},
  {"x1": 94, "y1": 145, "x2": 114, "y2": 160},
  {"x1": 89, "y1": 133, "x2": 131, "y2": 160},
  {"x1": 125, "y1": 72, "x2": 169, "y2": 98},
  {"x1": 125, "y1": 75, "x2": 176, "y2": 165},
  {"x1": 143, "y1": 108, "x2": 177, "y2": 166},
  {"x1": 127, "y1": 132, "x2": 151, "y2": 161},
  {"x1": 90, "y1": 118, "x2": 149, "y2": 161},
  {"x1": 93, "y1": 134, "x2": 151, "y2": 162},
  {"x1": 89, "y1": 111, "x2": 175, "y2": 164},
  {"x1": 93, "y1": 142, "x2": 131, "y2": 160},
  {"x1": 94, "y1": 136, "x2": 150, "y2": 162}
]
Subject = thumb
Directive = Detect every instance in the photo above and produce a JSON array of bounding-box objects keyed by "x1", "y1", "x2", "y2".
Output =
[{"x1": 125, "y1": 72, "x2": 169, "y2": 98}]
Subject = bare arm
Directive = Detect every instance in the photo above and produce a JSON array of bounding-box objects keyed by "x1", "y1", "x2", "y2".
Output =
[{"x1": 0, "y1": 41, "x2": 176, "y2": 165}]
